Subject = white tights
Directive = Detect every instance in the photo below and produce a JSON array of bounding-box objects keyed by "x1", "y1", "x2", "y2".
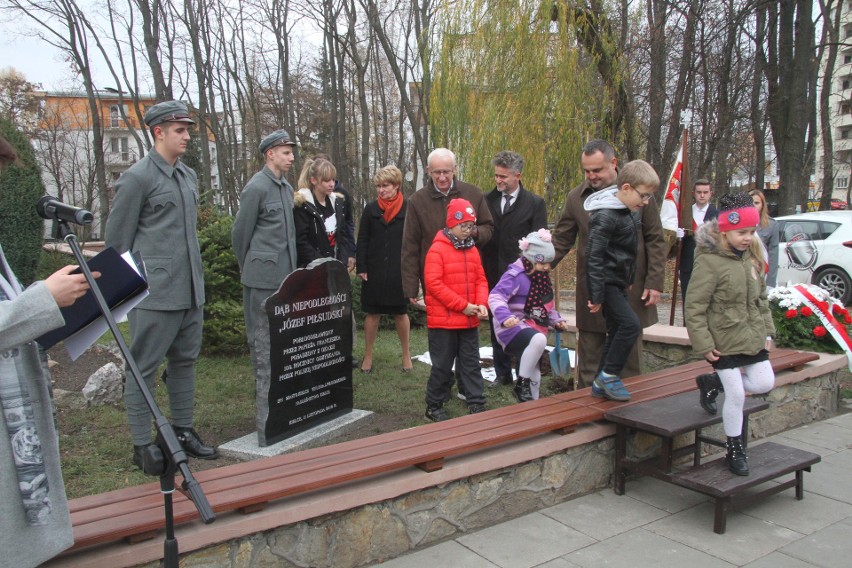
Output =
[
  {"x1": 716, "y1": 360, "x2": 775, "y2": 437},
  {"x1": 519, "y1": 333, "x2": 547, "y2": 400}
]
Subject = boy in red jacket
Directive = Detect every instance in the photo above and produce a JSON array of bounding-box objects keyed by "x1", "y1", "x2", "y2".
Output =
[{"x1": 423, "y1": 198, "x2": 490, "y2": 421}]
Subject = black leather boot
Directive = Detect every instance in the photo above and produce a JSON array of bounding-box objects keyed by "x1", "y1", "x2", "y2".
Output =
[
  {"x1": 513, "y1": 377, "x2": 533, "y2": 403},
  {"x1": 696, "y1": 372, "x2": 724, "y2": 415},
  {"x1": 175, "y1": 427, "x2": 219, "y2": 460},
  {"x1": 726, "y1": 435, "x2": 749, "y2": 476},
  {"x1": 132, "y1": 444, "x2": 148, "y2": 470}
]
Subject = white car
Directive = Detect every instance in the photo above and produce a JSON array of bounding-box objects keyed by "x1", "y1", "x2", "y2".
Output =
[{"x1": 774, "y1": 211, "x2": 852, "y2": 304}]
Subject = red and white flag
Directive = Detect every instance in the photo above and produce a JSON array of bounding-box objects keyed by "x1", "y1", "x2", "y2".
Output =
[{"x1": 660, "y1": 139, "x2": 683, "y2": 231}]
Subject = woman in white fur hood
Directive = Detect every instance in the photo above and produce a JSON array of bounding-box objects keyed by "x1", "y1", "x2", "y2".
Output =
[{"x1": 293, "y1": 157, "x2": 351, "y2": 267}]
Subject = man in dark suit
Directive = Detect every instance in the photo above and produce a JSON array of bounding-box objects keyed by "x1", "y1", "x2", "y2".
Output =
[
  {"x1": 482, "y1": 151, "x2": 548, "y2": 387},
  {"x1": 679, "y1": 178, "x2": 718, "y2": 300}
]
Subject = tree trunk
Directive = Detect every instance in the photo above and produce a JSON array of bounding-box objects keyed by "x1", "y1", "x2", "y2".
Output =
[
  {"x1": 817, "y1": 0, "x2": 839, "y2": 211},
  {"x1": 761, "y1": 0, "x2": 816, "y2": 215},
  {"x1": 645, "y1": 0, "x2": 667, "y2": 172}
]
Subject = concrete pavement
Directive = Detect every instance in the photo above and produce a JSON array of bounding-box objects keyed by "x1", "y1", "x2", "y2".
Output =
[{"x1": 373, "y1": 403, "x2": 852, "y2": 568}]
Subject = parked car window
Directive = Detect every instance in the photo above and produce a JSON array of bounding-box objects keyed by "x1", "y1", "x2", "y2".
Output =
[
  {"x1": 818, "y1": 222, "x2": 840, "y2": 239},
  {"x1": 780, "y1": 221, "x2": 821, "y2": 242}
]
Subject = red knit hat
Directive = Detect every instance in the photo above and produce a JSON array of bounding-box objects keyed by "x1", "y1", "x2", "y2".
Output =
[
  {"x1": 717, "y1": 192, "x2": 760, "y2": 232},
  {"x1": 446, "y1": 198, "x2": 477, "y2": 228}
]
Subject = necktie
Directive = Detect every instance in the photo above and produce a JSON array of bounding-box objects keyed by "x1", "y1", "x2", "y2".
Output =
[{"x1": 503, "y1": 194, "x2": 513, "y2": 214}]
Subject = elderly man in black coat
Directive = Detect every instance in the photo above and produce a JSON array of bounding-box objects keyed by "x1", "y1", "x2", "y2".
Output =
[{"x1": 482, "y1": 151, "x2": 548, "y2": 387}]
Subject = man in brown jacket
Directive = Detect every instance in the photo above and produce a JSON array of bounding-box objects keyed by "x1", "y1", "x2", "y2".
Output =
[
  {"x1": 401, "y1": 148, "x2": 494, "y2": 301},
  {"x1": 552, "y1": 139, "x2": 666, "y2": 387}
]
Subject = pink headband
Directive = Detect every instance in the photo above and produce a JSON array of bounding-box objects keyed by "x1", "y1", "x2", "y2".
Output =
[{"x1": 718, "y1": 206, "x2": 759, "y2": 232}]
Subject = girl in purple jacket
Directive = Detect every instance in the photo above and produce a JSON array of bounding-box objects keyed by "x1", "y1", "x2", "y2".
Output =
[{"x1": 488, "y1": 229, "x2": 570, "y2": 402}]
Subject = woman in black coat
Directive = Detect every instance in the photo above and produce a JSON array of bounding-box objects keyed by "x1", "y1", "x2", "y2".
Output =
[
  {"x1": 355, "y1": 165, "x2": 411, "y2": 373},
  {"x1": 293, "y1": 158, "x2": 351, "y2": 268}
]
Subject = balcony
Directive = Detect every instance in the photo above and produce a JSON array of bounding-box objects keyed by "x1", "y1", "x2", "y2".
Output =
[
  {"x1": 104, "y1": 150, "x2": 138, "y2": 167},
  {"x1": 102, "y1": 116, "x2": 131, "y2": 130},
  {"x1": 836, "y1": 112, "x2": 852, "y2": 129}
]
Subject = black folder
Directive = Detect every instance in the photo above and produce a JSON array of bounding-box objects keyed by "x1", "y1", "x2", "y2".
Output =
[{"x1": 37, "y1": 247, "x2": 148, "y2": 349}]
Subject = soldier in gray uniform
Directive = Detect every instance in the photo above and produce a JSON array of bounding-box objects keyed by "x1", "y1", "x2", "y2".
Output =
[
  {"x1": 232, "y1": 130, "x2": 298, "y2": 358},
  {"x1": 105, "y1": 100, "x2": 217, "y2": 467}
]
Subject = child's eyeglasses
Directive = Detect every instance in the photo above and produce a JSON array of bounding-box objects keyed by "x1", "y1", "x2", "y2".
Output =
[
  {"x1": 457, "y1": 223, "x2": 475, "y2": 232},
  {"x1": 632, "y1": 187, "x2": 653, "y2": 202}
]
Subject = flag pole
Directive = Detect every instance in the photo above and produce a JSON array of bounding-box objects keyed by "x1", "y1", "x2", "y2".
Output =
[
  {"x1": 670, "y1": 126, "x2": 692, "y2": 325},
  {"x1": 670, "y1": 242, "x2": 681, "y2": 325}
]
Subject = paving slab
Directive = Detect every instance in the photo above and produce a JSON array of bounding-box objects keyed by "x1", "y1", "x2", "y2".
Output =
[
  {"x1": 739, "y1": 489, "x2": 852, "y2": 534},
  {"x1": 645, "y1": 501, "x2": 804, "y2": 565},
  {"x1": 765, "y1": 433, "x2": 838, "y2": 457},
  {"x1": 564, "y1": 528, "x2": 734, "y2": 568},
  {"x1": 797, "y1": 450, "x2": 852, "y2": 505},
  {"x1": 742, "y1": 551, "x2": 821, "y2": 568},
  {"x1": 456, "y1": 512, "x2": 596, "y2": 568},
  {"x1": 821, "y1": 411, "x2": 852, "y2": 430},
  {"x1": 620, "y1": 475, "x2": 709, "y2": 513},
  {"x1": 372, "y1": 540, "x2": 498, "y2": 568},
  {"x1": 777, "y1": 422, "x2": 852, "y2": 453},
  {"x1": 541, "y1": 490, "x2": 668, "y2": 540},
  {"x1": 779, "y1": 516, "x2": 852, "y2": 568},
  {"x1": 530, "y1": 557, "x2": 582, "y2": 568}
]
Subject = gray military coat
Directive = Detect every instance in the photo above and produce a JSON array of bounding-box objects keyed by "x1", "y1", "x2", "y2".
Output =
[
  {"x1": 232, "y1": 165, "x2": 297, "y2": 289},
  {"x1": 105, "y1": 149, "x2": 205, "y2": 310}
]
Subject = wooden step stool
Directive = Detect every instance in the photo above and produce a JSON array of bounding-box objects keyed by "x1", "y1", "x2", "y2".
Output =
[{"x1": 605, "y1": 391, "x2": 821, "y2": 533}]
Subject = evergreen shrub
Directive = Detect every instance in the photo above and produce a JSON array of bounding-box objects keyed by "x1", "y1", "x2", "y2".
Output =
[
  {"x1": 197, "y1": 209, "x2": 247, "y2": 355},
  {"x1": 0, "y1": 118, "x2": 46, "y2": 285}
]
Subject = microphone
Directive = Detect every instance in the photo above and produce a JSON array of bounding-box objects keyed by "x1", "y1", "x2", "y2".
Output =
[{"x1": 36, "y1": 195, "x2": 94, "y2": 225}]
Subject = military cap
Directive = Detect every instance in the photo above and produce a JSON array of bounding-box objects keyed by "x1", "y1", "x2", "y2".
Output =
[
  {"x1": 259, "y1": 129, "x2": 296, "y2": 154},
  {"x1": 144, "y1": 100, "x2": 196, "y2": 128}
]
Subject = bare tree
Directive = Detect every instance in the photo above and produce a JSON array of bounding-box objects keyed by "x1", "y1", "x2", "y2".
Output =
[
  {"x1": 362, "y1": 0, "x2": 432, "y2": 179},
  {"x1": 2, "y1": 0, "x2": 112, "y2": 230},
  {"x1": 35, "y1": 94, "x2": 101, "y2": 241},
  {"x1": 817, "y1": 0, "x2": 841, "y2": 210},
  {"x1": 758, "y1": 0, "x2": 816, "y2": 215}
]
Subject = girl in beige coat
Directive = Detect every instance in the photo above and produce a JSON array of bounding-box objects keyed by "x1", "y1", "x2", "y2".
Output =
[{"x1": 685, "y1": 192, "x2": 776, "y2": 476}]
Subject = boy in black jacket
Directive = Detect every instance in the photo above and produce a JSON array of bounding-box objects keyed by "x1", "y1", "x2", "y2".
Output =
[{"x1": 583, "y1": 160, "x2": 659, "y2": 401}]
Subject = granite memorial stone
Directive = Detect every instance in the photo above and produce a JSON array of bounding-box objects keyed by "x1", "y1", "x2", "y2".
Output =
[{"x1": 255, "y1": 258, "x2": 353, "y2": 446}]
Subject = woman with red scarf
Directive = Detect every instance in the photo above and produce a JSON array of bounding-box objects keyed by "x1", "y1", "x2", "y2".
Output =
[{"x1": 355, "y1": 166, "x2": 412, "y2": 373}]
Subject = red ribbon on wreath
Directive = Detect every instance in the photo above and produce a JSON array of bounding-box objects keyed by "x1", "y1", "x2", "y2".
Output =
[{"x1": 792, "y1": 285, "x2": 852, "y2": 369}]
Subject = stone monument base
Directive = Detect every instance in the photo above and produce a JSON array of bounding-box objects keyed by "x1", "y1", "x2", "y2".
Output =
[{"x1": 218, "y1": 409, "x2": 374, "y2": 460}]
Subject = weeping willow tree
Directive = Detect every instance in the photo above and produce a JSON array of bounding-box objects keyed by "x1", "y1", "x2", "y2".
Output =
[{"x1": 431, "y1": 0, "x2": 608, "y2": 213}]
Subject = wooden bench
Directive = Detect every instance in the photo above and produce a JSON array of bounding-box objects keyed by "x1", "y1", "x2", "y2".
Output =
[
  {"x1": 63, "y1": 349, "x2": 819, "y2": 555},
  {"x1": 670, "y1": 441, "x2": 820, "y2": 533},
  {"x1": 605, "y1": 388, "x2": 822, "y2": 534},
  {"x1": 604, "y1": 390, "x2": 770, "y2": 495}
]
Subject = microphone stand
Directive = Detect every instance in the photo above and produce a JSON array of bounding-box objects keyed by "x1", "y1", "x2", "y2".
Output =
[{"x1": 56, "y1": 220, "x2": 214, "y2": 567}]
